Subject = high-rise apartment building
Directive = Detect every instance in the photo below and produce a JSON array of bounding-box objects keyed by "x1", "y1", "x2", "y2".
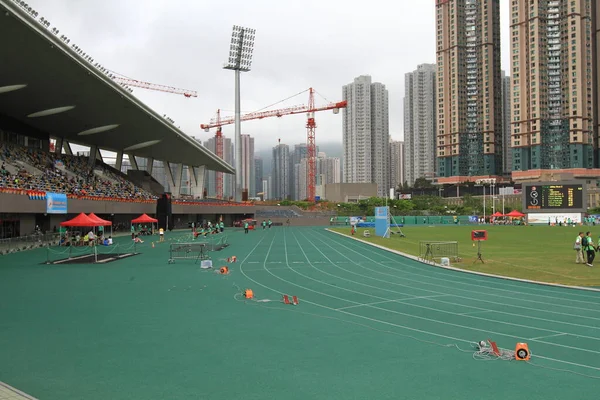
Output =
[
  {"x1": 241, "y1": 134, "x2": 255, "y2": 197},
  {"x1": 254, "y1": 157, "x2": 263, "y2": 198},
  {"x1": 511, "y1": 0, "x2": 597, "y2": 180},
  {"x1": 296, "y1": 152, "x2": 341, "y2": 200},
  {"x1": 318, "y1": 153, "x2": 342, "y2": 186},
  {"x1": 404, "y1": 64, "x2": 436, "y2": 186},
  {"x1": 390, "y1": 140, "x2": 405, "y2": 189},
  {"x1": 596, "y1": 2, "x2": 600, "y2": 148},
  {"x1": 290, "y1": 143, "x2": 307, "y2": 200},
  {"x1": 272, "y1": 143, "x2": 290, "y2": 200},
  {"x1": 342, "y1": 75, "x2": 390, "y2": 197},
  {"x1": 435, "y1": 0, "x2": 503, "y2": 182},
  {"x1": 501, "y1": 71, "x2": 512, "y2": 176},
  {"x1": 203, "y1": 137, "x2": 233, "y2": 198}
]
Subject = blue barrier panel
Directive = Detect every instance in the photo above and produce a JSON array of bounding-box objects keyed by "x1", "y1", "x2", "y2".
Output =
[{"x1": 374, "y1": 206, "x2": 389, "y2": 238}]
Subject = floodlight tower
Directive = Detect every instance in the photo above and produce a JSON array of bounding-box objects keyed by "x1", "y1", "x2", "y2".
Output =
[{"x1": 223, "y1": 25, "x2": 256, "y2": 202}]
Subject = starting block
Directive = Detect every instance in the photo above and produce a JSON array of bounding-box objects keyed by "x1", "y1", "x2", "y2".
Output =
[{"x1": 282, "y1": 294, "x2": 299, "y2": 305}]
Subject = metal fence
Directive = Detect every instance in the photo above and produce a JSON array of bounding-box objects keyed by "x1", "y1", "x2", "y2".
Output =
[
  {"x1": 168, "y1": 242, "x2": 210, "y2": 264},
  {"x1": 418, "y1": 241, "x2": 460, "y2": 264},
  {"x1": 0, "y1": 232, "x2": 60, "y2": 255}
]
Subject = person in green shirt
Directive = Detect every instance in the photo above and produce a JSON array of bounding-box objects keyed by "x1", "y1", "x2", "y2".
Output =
[
  {"x1": 262, "y1": 220, "x2": 266, "y2": 230},
  {"x1": 267, "y1": 219, "x2": 272, "y2": 229},
  {"x1": 584, "y1": 232, "x2": 595, "y2": 267},
  {"x1": 244, "y1": 221, "x2": 249, "y2": 234}
]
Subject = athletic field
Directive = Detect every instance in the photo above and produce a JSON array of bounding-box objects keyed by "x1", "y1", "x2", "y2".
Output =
[
  {"x1": 0, "y1": 226, "x2": 599, "y2": 399},
  {"x1": 333, "y1": 224, "x2": 600, "y2": 286}
]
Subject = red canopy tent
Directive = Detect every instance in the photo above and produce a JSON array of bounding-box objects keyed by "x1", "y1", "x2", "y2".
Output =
[
  {"x1": 60, "y1": 213, "x2": 98, "y2": 227},
  {"x1": 491, "y1": 211, "x2": 504, "y2": 217},
  {"x1": 131, "y1": 214, "x2": 158, "y2": 224},
  {"x1": 131, "y1": 213, "x2": 158, "y2": 236},
  {"x1": 87, "y1": 213, "x2": 112, "y2": 226},
  {"x1": 506, "y1": 210, "x2": 525, "y2": 218},
  {"x1": 88, "y1": 212, "x2": 113, "y2": 238}
]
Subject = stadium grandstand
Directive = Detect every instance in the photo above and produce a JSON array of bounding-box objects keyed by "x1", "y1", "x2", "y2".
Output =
[{"x1": 0, "y1": 0, "x2": 259, "y2": 240}]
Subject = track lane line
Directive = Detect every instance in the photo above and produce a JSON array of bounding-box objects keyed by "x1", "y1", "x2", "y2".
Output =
[{"x1": 237, "y1": 228, "x2": 600, "y2": 374}]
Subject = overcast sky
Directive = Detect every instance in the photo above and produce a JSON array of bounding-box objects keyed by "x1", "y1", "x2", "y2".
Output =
[{"x1": 28, "y1": 0, "x2": 511, "y2": 151}]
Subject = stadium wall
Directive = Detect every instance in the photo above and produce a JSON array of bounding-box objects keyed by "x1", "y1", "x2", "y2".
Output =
[{"x1": 0, "y1": 193, "x2": 256, "y2": 215}]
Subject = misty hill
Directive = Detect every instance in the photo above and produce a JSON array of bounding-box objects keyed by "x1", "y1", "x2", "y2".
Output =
[{"x1": 256, "y1": 141, "x2": 342, "y2": 177}]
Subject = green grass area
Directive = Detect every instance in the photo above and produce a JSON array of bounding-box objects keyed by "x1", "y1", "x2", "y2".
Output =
[{"x1": 332, "y1": 225, "x2": 600, "y2": 287}]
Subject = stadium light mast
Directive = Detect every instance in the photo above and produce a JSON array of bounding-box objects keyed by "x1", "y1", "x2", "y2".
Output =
[{"x1": 224, "y1": 25, "x2": 256, "y2": 202}]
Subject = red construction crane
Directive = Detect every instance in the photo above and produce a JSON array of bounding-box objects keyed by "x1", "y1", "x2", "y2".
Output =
[
  {"x1": 201, "y1": 88, "x2": 346, "y2": 201},
  {"x1": 108, "y1": 70, "x2": 198, "y2": 98}
]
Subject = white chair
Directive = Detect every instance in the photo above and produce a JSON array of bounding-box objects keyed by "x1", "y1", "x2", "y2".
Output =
[{"x1": 363, "y1": 230, "x2": 370, "y2": 237}]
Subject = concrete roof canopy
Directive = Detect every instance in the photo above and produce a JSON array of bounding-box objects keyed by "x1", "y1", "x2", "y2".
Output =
[{"x1": 0, "y1": 0, "x2": 233, "y2": 174}]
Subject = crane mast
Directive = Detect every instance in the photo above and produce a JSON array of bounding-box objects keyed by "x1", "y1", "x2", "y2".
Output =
[{"x1": 306, "y1": 88, "x2": 317, "y2": 202}]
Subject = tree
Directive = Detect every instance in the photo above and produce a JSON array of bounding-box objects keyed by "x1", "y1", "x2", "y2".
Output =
[{"x1": 413, "y1": 177, "x2": 433, "y2": 189}]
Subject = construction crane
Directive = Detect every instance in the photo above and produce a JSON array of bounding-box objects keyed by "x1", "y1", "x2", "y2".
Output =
[
  {"x1": 107, "y1": 70, "x2": 198, "y2": 98},
  {"x1": 201, "y1": 88, "x2": 346, "y2": 201}
]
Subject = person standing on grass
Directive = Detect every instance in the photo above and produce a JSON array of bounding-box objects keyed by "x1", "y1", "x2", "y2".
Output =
[
  {"x1": 584, "y1": 231, "x2": 595, "y2": 267},
  {"x1": 574, "y1": 232, "x2": 585, "y2": 264}
]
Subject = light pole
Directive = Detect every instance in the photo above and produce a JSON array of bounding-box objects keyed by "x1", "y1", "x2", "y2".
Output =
[{"x1": 224, "y1": 25, "x2": 256, "y2": 202}]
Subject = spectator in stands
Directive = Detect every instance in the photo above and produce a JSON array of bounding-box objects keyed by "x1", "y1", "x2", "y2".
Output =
[{"x1": 0, "y1": 142, "x2": 156, "y2": 200}]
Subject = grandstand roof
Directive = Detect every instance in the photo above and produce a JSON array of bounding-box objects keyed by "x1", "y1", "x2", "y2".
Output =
[{"x1": 0, "y1": 1, "x2": 233, "y2": 173}]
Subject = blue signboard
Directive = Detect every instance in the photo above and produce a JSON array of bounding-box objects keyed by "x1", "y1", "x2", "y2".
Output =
[
  {"x1": 374, "y1": 206, "x2": 389, "y2": 238},
  {"x1": 46, "y1": 192, "x2": 67, "y2": 214}
]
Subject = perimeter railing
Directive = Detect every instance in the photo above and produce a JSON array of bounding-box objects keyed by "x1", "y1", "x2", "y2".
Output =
[{"x1": 0, "y1": 232, "x2": 60, "y2": 255}]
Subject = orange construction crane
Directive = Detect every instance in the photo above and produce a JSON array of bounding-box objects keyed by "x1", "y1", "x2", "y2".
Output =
[
  {"x1": 201, "y1": 88, "x2": 346, "y2": 201},
  {"x1": 108, "y1": 70, "x2": 198, "y2": 98}
]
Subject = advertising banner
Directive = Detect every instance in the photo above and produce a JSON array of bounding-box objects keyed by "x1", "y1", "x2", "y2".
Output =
[{"x1": 46, "y1": 192, "x2": 67, "y2": 214}]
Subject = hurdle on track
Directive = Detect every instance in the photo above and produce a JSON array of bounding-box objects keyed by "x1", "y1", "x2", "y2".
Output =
[
  {"x1": 418, "y1": 241, "x2": 460, "y2": 263},
  {"x1": 168, "y1": 242, "x2": 209, "y2": 264}
]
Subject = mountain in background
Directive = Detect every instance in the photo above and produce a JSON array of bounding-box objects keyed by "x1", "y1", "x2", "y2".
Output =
[{"x1": 255, "y1": 141, "x2": 343, "y2": 177}]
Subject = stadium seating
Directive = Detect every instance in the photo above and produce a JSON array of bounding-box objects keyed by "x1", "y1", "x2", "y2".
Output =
[{"x1": 0, "y1": 142, "x2": 155, "y2": 200}]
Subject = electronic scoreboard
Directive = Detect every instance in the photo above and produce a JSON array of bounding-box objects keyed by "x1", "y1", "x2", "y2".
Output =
[{"x1": 524, "y1": 184, "x2": 584, "y2": 210}]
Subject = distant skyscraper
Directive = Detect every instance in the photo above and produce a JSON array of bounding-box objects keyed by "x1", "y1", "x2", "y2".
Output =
[
  {"x1": 390, "y1": 140, "x2": 405, "y2": 189},
  {"x1": 501, "y1": 71, "x2": 512, "y2": 176},
  {"x1": 404, "y1": 64, "x2": 436, "y2": 186},
  {"x1": 241, "y1": 134, "x2": 255, "y2": 197},
  {"x1": 262, "y1": 178, "x2": 269, "y2": 200},
  {"x1": 342, "y1": 75, "x2": 390, "y2": 196},
  {"x1": 318, "y1": 153, "x2": 341, "y2": 185},
  {"x1": 203, "y1": 137, "x2": 233, "y2": 198},
  {"x1": 272, "y1": 142, "x2": 290, "y2": 200},
  {"x1": 436, "y1": 0, "x2": 503, "y2": 182},
  {"x1": 254, "y1": 157, "x2": 263, "y2": 198},
  {"x1": 297, "y1": 159, "x2": 308, "y2": 200},
  {"x1": 290, "y1": 143, "x2": 307, "y2": 200},
  {"x1": 511, "y1": 0, "x2": 597, "y2": 179}
]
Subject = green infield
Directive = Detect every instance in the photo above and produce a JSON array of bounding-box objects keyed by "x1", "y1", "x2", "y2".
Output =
[{"x1": 331, "y1": 225, "x2": 600, "y2": 287}]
